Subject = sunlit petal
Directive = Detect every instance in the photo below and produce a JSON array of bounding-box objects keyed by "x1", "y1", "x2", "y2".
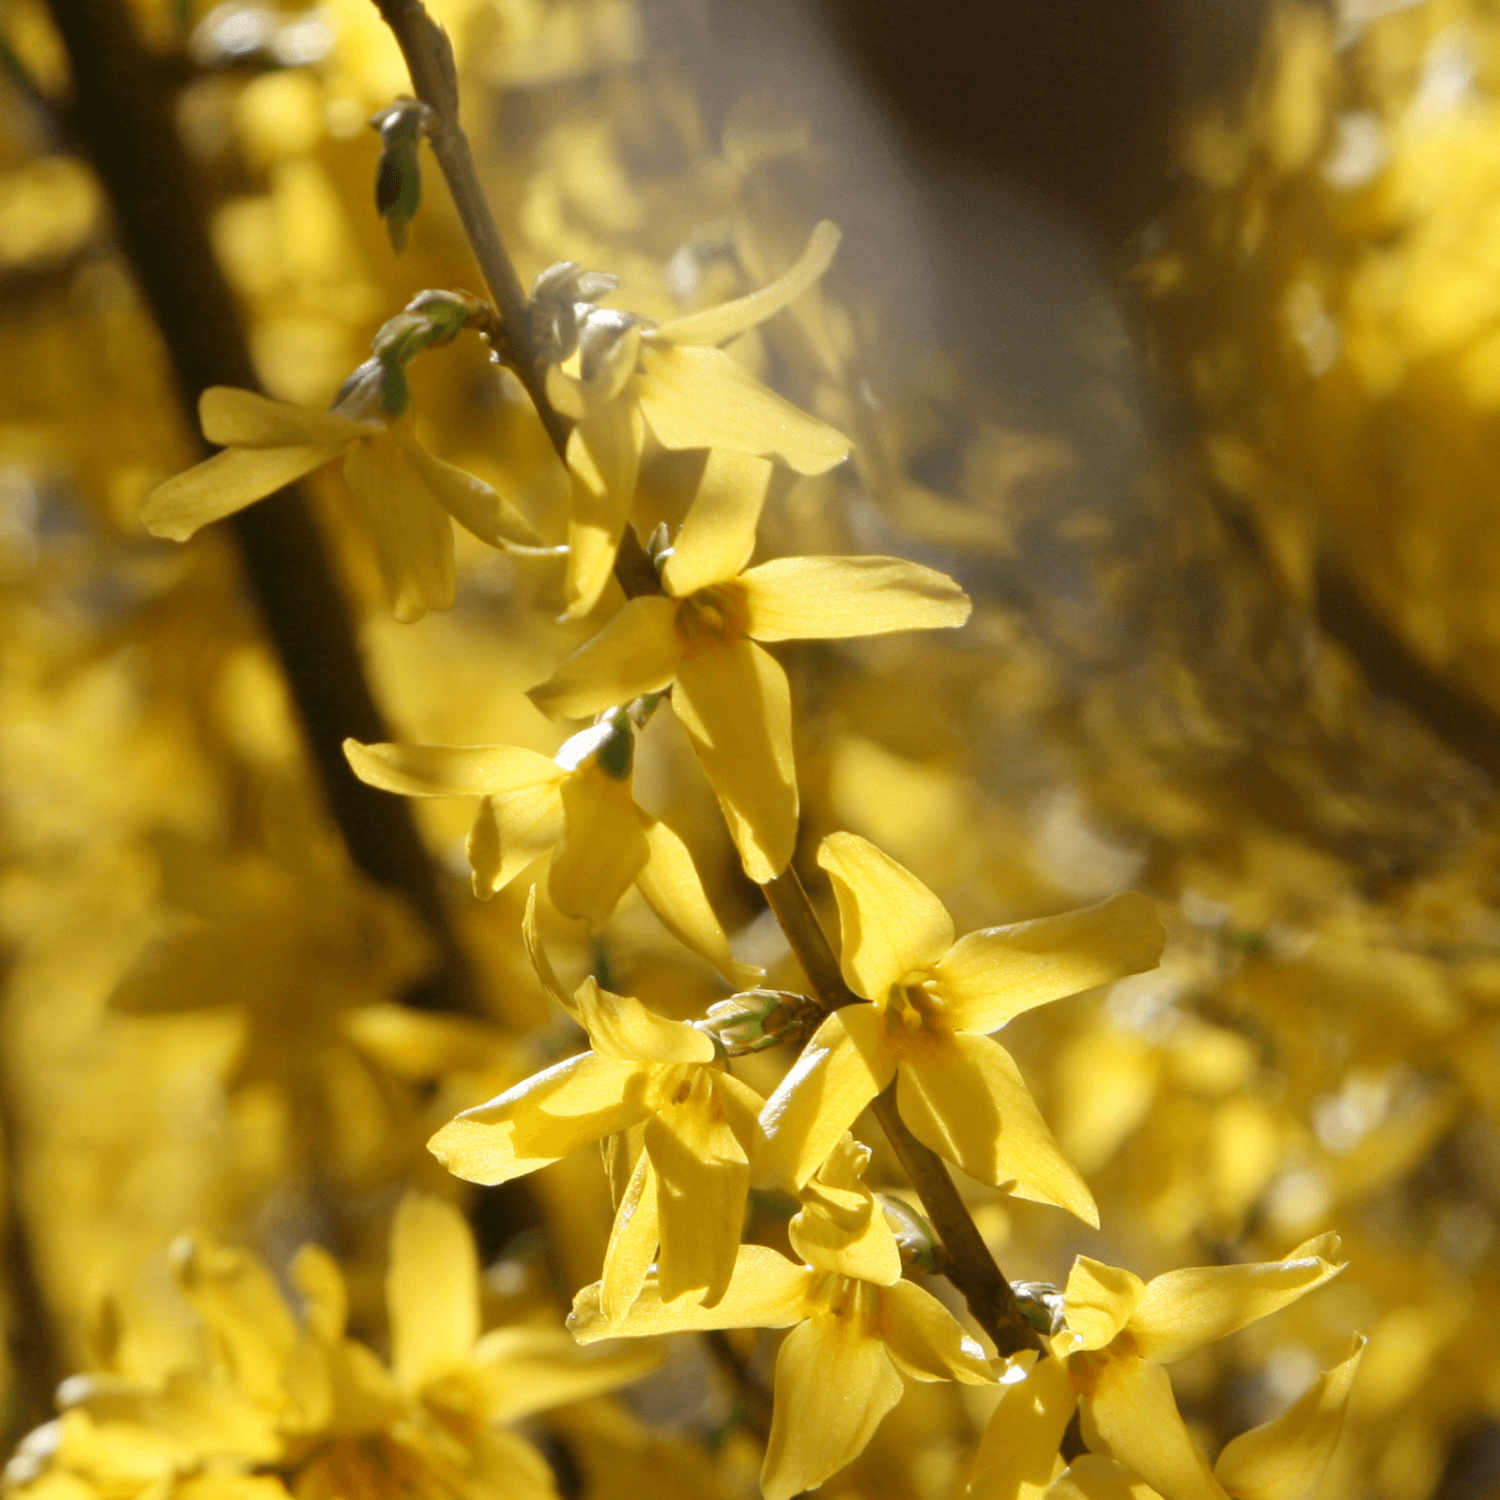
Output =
[
  {"x1": 199, "y1": 386, "x2": 376, "y2": 448},
  {"x1": 342, "y1": 740, "x2": 563, "y2": 798},
  {"x1": 528, "y1": 597, "x2": 683, "y2": 722},
  {"x1": 969, "y1": 1353, "x2": 1078, "y2": 1500},
  {"x1": 478, "y1": 780, "x2": 568, "y2": 896},
  {"x1": 548, "y1": 767, "x2": 650, "y2": 929},
  {"x1": 1063, "y1": 1259, "x2": 1147, "y2": 1353},
  {"x1": 660, "y1": 450, "x2": 771, "y2": 597},
  {"x1": 570, "y1": 978, "x2": 716, "y2": 1065},
  {"x1": 741, "y1": 555, "x2": 972, "y2": 640},
  {"x1": 600, "y1": 1151, "x2": 659, "y2": 1325},
  {"x1": 788, "y1": 1142, "x2": 901, "y2": 1287},
  {"x1": 142, "y1": 443, "x2": 343, "y2": 540},
  {"x1": 386, "y1": 1193, "x2": 478, "y2": 1389},
  {"x1": 398, "y1": 428, "x2": 545, "y2": 550},
  {"x1": 879, "y1": 1278, "x2": 994, "y2": 1383},
  {"x1": 564, "y1": 404, "x2": 645, "y2": 619},
  {"x1": 1046, "y1": 1455, "x2": 1163, "y2": 1500}
]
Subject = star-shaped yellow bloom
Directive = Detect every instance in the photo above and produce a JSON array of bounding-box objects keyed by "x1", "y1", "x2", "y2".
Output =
[
  {"x1": 758, "y1": 833, "x2": 1167, "y2": 1219},
  {"x1": 544, "y1": 221, "x2": 851, "y2": 617},
  {"x1": 569, "y1": 1137, "x2": 995, "y2": 1500},
  {"x1": 965, "y1": 1238, "x2": 1349, "y2": 1500},
  {"x1": 344, "y1": 715, "x2": 759, "y2": 988},
  {"x1": 429, "y1": 895, "x2": 765, "y2": 1310},
  {"x1": 528, "y1": 456, "x2": 972, "y2": 882},
  {"x1": 142, "y1": 383, "x2": 543, "y2": 621}
]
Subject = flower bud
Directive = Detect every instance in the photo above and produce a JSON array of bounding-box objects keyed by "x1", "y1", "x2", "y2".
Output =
[
  {"x1": 697, "y1": 989, "x2": 821, "y2": 1054},
  {"x1": 1011, "y1": 1280, "x2": 1066, "y2": 1337},
  {"x1": 881, "y1": 1195, "x2": 941, "y2": 1273}
]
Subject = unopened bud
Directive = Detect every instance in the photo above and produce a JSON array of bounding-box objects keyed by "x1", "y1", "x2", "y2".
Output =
[
  {"x1": 371, "y1": 99, "x2": 434, "y2": 254},
  {"x1": 698, "y1": 989, "x2": 821, "y2": 1054},
  {"x1": 1011, "y1": 1280, "x2": 1066, "y2": 1337},
  {"x1": 531, "y1": 261, "x2": 621, "y2": 362},
  {"x1": 881, "y1": 1196, "x2": 941, "y2": 1273}
]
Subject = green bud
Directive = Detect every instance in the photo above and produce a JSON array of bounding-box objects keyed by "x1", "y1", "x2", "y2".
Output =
[
  {"x1": 698, "y1": 990, "x2": 822, "y2": 1055},
  {"x1": 371, "y1": 99, "x2": 433, "y2": 254},
  {"x1": 1011, "y1": 1280, "x2": 1066, "y2": 1337},
  {"x1": 881, "y1": 1196, "x2": 942, "y2": 1273}
]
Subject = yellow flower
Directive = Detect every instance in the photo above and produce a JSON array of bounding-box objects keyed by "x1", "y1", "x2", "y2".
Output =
[
  {"x1": 965, "y1": 1239, "x2": 1348, "y2": 1500},
  {"x1": 429, "y1": 895, "x2": 766, "y2": 1311},
  {"x1": 344, "y1": 713, "x2": 760, "y2": 987},
  {"x1": 528, "y1": 456, "x2": 972, "y2": 882},
  {"x1": 757, "y1": 833, "x2": 1167, "y2": 1218},
  {"x1": 544, "y1": 221, "x2": 851, "y2": 617},
  {"x1": 142, "y1": 382, "x2": 544, "y2": 622},
  {"x1": 569, "y1": 1137, "x2": 995, "y2": 1500}
]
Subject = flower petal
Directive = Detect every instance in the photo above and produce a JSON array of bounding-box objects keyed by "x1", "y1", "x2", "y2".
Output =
[
  {"x1": 528, "y1": 596, "x2": 683, "y2": 722},
  {"x1": 600, "y1": 1151, "x2": 660, "y2": 1325},
  {"x1": 386, "y1": 1193, "x2": 478, "y2": 1389},
  {"x1": 758, "y1": 1006, "x2": 893, "y2": 1191},
  {"x1": 897, "y1": 1032, "x2": 1098, "y2": 1224},
  {"x1": 1131, "y1": 1236, "x2": 1346, "y2": 1366},
  {"x1": 673, "y1": 639, "x2": 796, "y2": 884},
  {"x1": 397, "y1": 429, "x2": 546, "y2": 550},
  {"x1": 570, "y1": 977, "x2": 716, "y2": 1064},
  {"x1": 564, "y1": 403, "x2": 645, "y2": 619},
  {"x1": 471, "y1": 1324, "x2": 663, "y2": 1423},
  {"x1": 1046, "y1": 1456, "x2": 1163, "y2": 1500},
  {"x1": 343, "y1": 430, "x2": 455, "y2": 622},
  {"x1": 343, "y1": 740, "x2": 563, "y2": 798},
  {"x1": 1212, "y1": 1337, "x2": 1364, "y2": 1500},
  {"x1": 879, "y1": 1278, "x2": 994, "y2": 1383},
  {"x1": 741, "y1": 555, "x2": 972, "y2": 640},
  {"x1": 1080, "y1": 1354, "x2": 1230, "y2": 1500},
  {"x1": 660, "y1": 450, "x2": 771, "y2": 598},
  {"x1": 548, "y1": 767, "x2": 650, "y2": 929},
  {"x1": 1063, "y1": 1258, "x2": 1147, "y2": 1354},
  {"x1": 655, "y1": 221, "x2": 842, "y2": 348},
  {"x1": 569, "y1": 1244, "x2": 813, "y2": 1342},
  {"x1": 936, "y1": 892, "x2": 1167, "y2": 1035},
  {"x1": 474, "y1": 780, "x2": 568, "y2": 897},
  {"x1": 142, "y1": 443, "x2": 343, "y2": 540},
  {"x1": 761, "y1": 1288, "x2": 903, "y2": 1500},
  {"x1": 635, "y1": 816, "x2": 763, "y2": 987},
  {"x1": 787, "y1": 1139, "x2": 901, "y2": 1286},
  {"x1": 199, "y1": 386, "x2": 377, "y2": 448},
  {"x1": 969, "y1": 1353, "x2": 1078, "y2": 1500},
  {"x1": 636, "y1": 342, "x2": 849, "y2": 474},
  {"x1": 817, "y1": 831, "x2": 955, "y2": 999}
]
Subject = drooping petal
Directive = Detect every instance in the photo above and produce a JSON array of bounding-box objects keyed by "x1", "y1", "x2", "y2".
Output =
[
  {"x1": 1130, "y1": 1236, "x2": 1346, "y2": 1366},
  {"x1": 968, "y1": 1353, "x2": 1078, "y2": 1500},
  {"x1": 600, "y1": 1151, "x2": 660, "y2": 1325},
  {"x1": 397, "y1": 429, "x2": 546, "y2": 550},
  {"x1": 937, "y1": 892, "x2": 1167, "y2": 1035},
  {"x1": 760, "y1": 1288, "x2": 903, "y2": 1500},
  {"x1": 660, "y1": 450, "x2": 771, "y2": 598},
  {"x1": 817, "y1": 831, "x2": 955, "y2": 1000},
  {"x1": 635, "y1": 817, "x2": 764, "y2": 988},
  {"x1": 343, "y1": 740, "x2": 564, "y2": 799},
  {"x1": 1080, "y1": 1355, "x2": 1230, "y2": 1500},
  {"x1": 568, "y1": 1244, "x2": 813, "y2": 1343},
  {"x1": 897, "y1": 1032, "x2": 1098, "y2": 1225},
  {"x1": 758, "y1": 1005, "x2": 894, "y2": 1191},
  {"x1": 564, "y1": 402, "x2": 646, "y2": 619},
  {"x1": 471, "y1": 1324, "x2": 664, "y2": 1423},
  {"x1": 1062, "y1": 1257, "x2": 1147, "y2": 1354},
  {"x1": 636, "y1": 342, "x2": 849, "y2": 475},
  {"x1": 1045, "y1": 1456, "x2": 1163, "y2": 1500},
  {"x1": 788, "y1": 1140, "x2": 902, "y2": 1286},
  {"x1": 646, "y1": 1072, "x2": 750, "y2": 1307},
  {"x1": 474, "y1": 780, "x2": 568, "y2": 896},
  {"x1": 343, "y1": 430, "x2": 455, "y2": 622},
  {"x1": 741, "y1": 555, "x2": 972, "y2": 641},
  {"x1": 654, "y1": 220, "x2": 842, "y2": 348},
  {"x1": 528, "y1": 597, "x2": 683, "y2": 722},
  {"x1": 428, "y1": 1052, "x2": 651, "y2": 1184},
  {"x1": 1212, "y1": 1337, "x2": 1365, "y2": 1500},
  {"x1": 386, "y1": 1193, "x2": 478, "y2": 1389},
  {"x1": 878, "y1": 1278, "x2": 995, "y2": 1384},
  {"x1": 673, "y1": 639, "x2": 796, "y2": 884},
  {"x1": 548, "y1": 767, "x2": 650, "y2": 929},
  {"x1": 199, "y1": 386, "x2": 377, "y2": 448},
  {"x1": 142, "y1": 443, "x2": 344, "y2": 540},
  {"x1": 569, "y1": 979, "x2": 716, "y2": 1064}
]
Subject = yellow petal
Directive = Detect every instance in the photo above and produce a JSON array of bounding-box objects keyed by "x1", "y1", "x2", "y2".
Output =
[
  {"x1": 660, "y1": 450, "x2": 771, "y2": 597},
  {"x1": 936, "y1": 891, "x2": 1167, "y2": 1035},
  {"x1": 569, "y1": 1244, "x2": 813, "y2": 1342},
  {"x1": 548, "y1": 766, "x2": 650, "y2": 929},
  {"x1": 471, "y1": 1324, "x2": 663, "y2": 1423},
  {"x1": 969, "y1": 1353, "x2": 1078, "y2": 1500},
  {"x1": 482, "y1": 779, "x2": 569, "y2": 896},
  {"x1": 343, "y1": 430, "x2": 455, "y2": 622},
  {"x1": 741, "y1": 555, "x2": 972, "y2": 640},
  {"x1": 342, "y1": 739, "x2": 563, "y2": 798},
  {"x1": 636, "y1": 817, "x2": 763, "y2": 988},
  {"x1": 817, "y1": 831, "x2": 954, "y2": 999},
  {"x1": 1080, "y1": 1354, "x2": 1230, "y2": 1500},
  {"x1": 199, "y1": 386, "x2": 376, "y2": 448},
  {"x1": 142, "y1": 443, "x2": 342, "y2": 540},
  {"x1": 1213, "y1": 1337, "x2": 1364, "y2": 1500},
  {"x1": 600, "y1": 1151, "x2": 660, "y2": 1325},
  {"x1": 386, "y1": 1192, "x2": 478, "y2": 1389},
  {"x1": 1063, "y1": 1258, "x2": 1147, "y2": 1353},
  {"x1": 789, "y1": 1143, "x2": 902, "y2": 1286},
  {"x1": 428, "y1": 1052, "x2": 650, "y2": 1184},
  {"x1": 569, "y1": 977, "x2": 716, "y2": 1064},
  {"x1": 655, "y1": 220, "x2": 842, "y2": 347},
  {"x1": 522, "y1": 882, "x2": 577, "y2": 1014},
  {"x1": 646, "y1": 1071, "x2": 750, "y2": 1307},
  {"x1": 397, "y1": 429, "x2": 545, "y2": 550},
  {"x1": 1046, "y1": 1455, "x2": 1164, "y2": 1500},
  {"x1": 897, "y1": 1033, "x2": 1098, "y2": 1224},
  {"x1": 1131, "y1": 1237, "x2": 1346, "y2": 1365},
  {"x1": 878, "y1": 1278, "x2": 994, "y2": 1383},
  {"x1": 673, "y1": 639, "x2": 796, "y2": 884},
  {"x1": 761, "y1": 1286, "x2": 902, "y2": 1500},
  {"x1": 636, "y1": 342, "x2": 849, "y2": 474},
  {"x1": 528, "y1": 596, "x2": 683, "y2": 721},
  {"x1": 758, "y1": 1006, "x2": 893, "y2": 1191},
  {"x1": 291, "y1": 1245, "x2": 346, "y2": 1344},
  {"x1": 564, "y1": 404, "x2": 645, "y2": 618}
]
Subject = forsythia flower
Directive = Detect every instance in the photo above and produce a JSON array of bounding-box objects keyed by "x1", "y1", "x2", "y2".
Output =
[
  {"x1": 344, "y1": 713, "x2": 760, "y2": 986},
  {"x1": 528, "y1": 453, "x2": 972, "y2": 881},
  {"x1": 429, "y1": 895, "x2": 765, "y2": 1310},
  {"x1": 758, "y1": 832, "x2": 1167, "y2": 1217},
  {"x1": 569, "y1": 1136, "x2": 995, "y2": 1500},
  {"x1": 142, "y1": 381, "x2": 543, "y2": 621},
  {"x1": 965, "y1": 1238, "x2": 1348, "y2": 1500},
  {"x1": 544, "y1": 220, "x2": 850, "y2": 617}
]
